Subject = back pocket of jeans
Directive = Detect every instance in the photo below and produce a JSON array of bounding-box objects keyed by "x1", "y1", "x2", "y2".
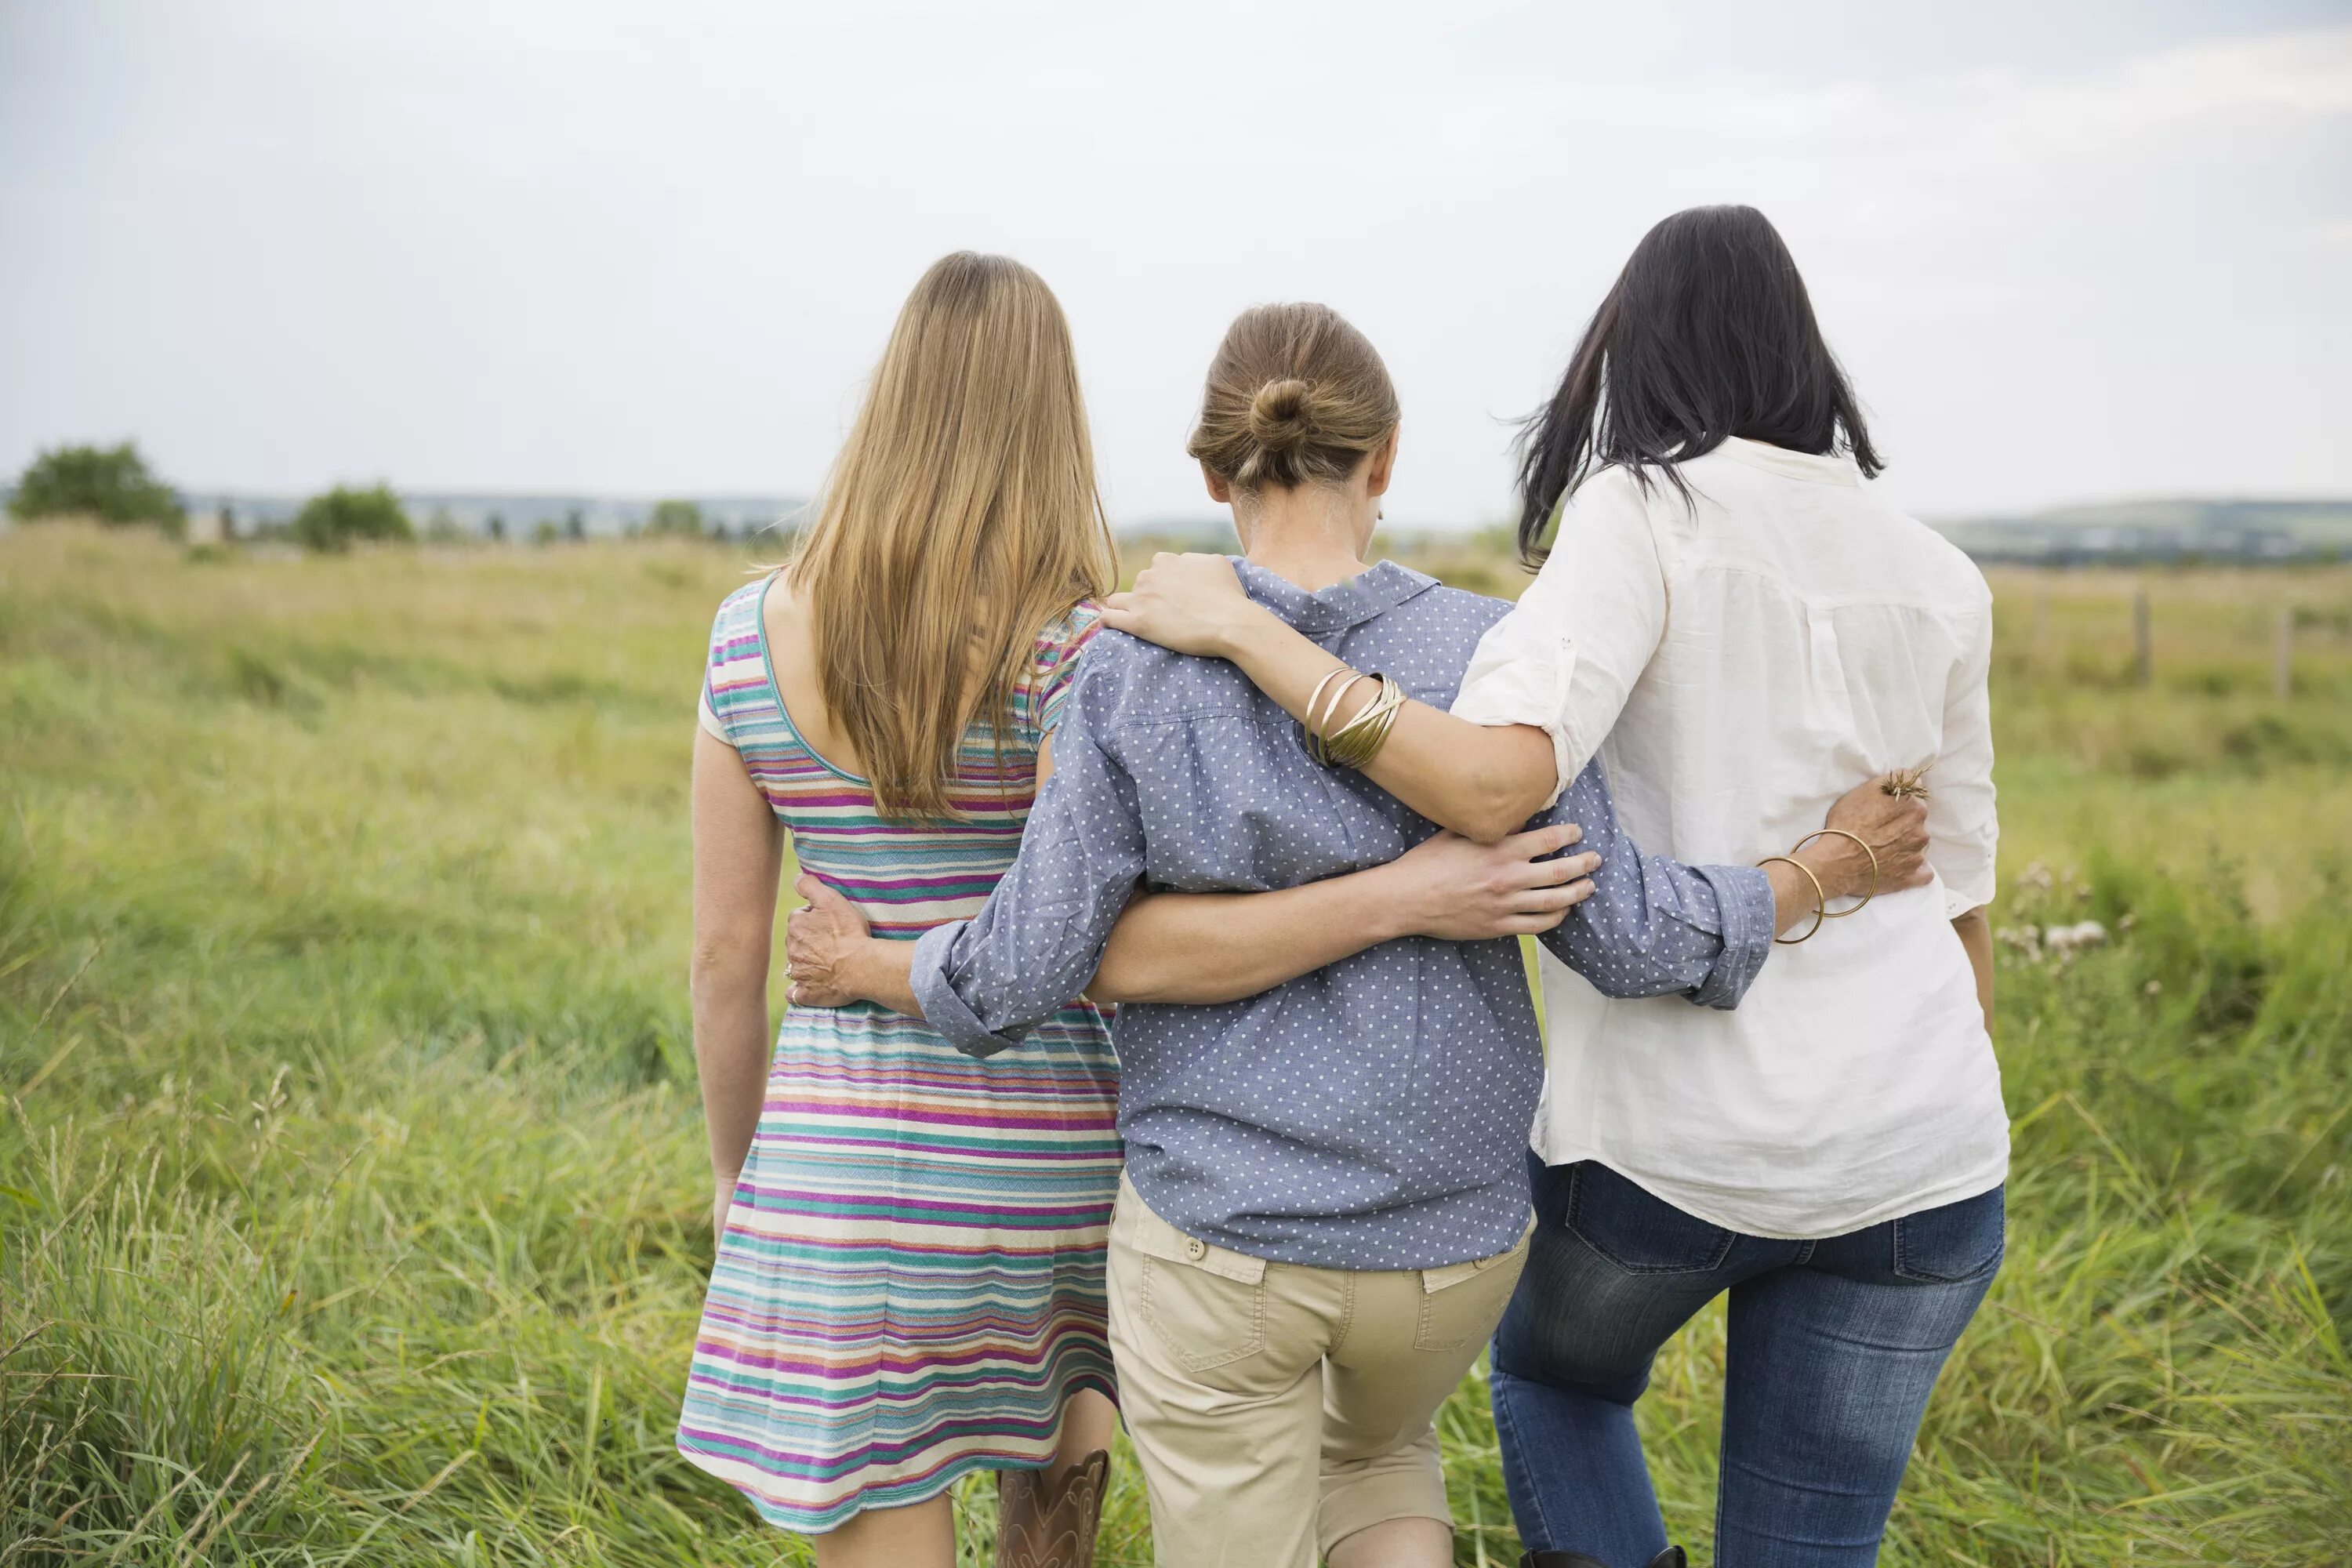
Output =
[
  {"x1": 1892, "y1": 1185, "x2": 2006, "y2": 1283},
  {"x1": 1565, "y1": 1162, "x2": 1735, "y2": 1274}
]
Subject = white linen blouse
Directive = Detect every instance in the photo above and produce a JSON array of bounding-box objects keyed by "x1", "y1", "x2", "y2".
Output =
[{"x1": 1452, "y1": 437, "x2": 2008, "y2": 1238}]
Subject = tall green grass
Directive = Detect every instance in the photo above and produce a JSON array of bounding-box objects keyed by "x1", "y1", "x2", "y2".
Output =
[{"x1": 3, "y1": 527, "x2": 2348, "y2": 1563}]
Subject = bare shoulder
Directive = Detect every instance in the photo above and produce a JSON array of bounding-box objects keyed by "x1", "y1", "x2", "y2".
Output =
[
  {"x1": 757, "y1": 568, "x2": 806, "y2": 634},
  {"x1": 759, "y1": 570, "x2": 822, "y2": 661}
]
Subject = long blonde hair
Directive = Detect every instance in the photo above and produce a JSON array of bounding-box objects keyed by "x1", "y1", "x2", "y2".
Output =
[{"x1": 790, "y1": 252, "x2": 1116, "y2": 820}]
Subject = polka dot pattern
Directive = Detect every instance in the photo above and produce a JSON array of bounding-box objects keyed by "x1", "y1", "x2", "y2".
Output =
[{"x1": 910, "y1": 559, "x2": 1777, "y2": 1272}]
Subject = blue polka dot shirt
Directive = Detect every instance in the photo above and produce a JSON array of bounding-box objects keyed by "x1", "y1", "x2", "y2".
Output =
[{"x1": 911, "y1": 560, "x2": 1774, "y2": 1270}]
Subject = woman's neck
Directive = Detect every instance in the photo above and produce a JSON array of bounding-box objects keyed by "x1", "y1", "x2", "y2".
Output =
[{"x1": 1236, "y1": 486, "x2": 1373, "y2": 593}]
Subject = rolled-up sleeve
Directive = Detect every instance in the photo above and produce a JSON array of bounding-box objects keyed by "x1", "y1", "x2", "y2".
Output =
[
  {"x1": 1535, "y1": 761, "x2": 1773, "y2": 1010},
  {"x1": 1928, "y1": 593, "x2": 1998, "y2": 917},
  {"x1": 1451, "y1": 470, "x2": 1668, "y2": 807},
  {"x1": 909, "y1": 710, "x2": 1147, "y2": 1058}
]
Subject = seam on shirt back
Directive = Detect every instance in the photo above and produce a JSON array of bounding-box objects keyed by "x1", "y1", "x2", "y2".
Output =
[{"x1": 1661, "y1": 556, "x2": 1988, "y2": 618}]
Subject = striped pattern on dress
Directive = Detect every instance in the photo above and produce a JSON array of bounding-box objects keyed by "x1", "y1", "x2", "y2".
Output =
[{"x1": 677, "y1": 575, "x2": 1121, "y2": 1534}]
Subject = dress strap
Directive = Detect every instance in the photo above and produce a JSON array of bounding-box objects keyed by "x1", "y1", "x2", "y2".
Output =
[{"x1": 702, "y1": 575, "x2": 782, "y2": 750}]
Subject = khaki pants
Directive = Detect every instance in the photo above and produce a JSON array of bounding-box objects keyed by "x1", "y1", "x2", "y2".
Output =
[{"x1": 1105, "y1": 1177, "x2": 1530, "y2": 1566}]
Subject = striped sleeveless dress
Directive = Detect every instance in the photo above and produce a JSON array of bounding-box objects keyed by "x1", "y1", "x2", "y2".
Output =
[{"x1": 676, "y1": 575, "x2": 1122, "y2": 1534}]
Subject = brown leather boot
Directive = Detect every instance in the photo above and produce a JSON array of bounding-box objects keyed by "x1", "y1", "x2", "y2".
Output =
[{"x1": 993, "y1": 1450, "x2": 1110, "y2": 1568}]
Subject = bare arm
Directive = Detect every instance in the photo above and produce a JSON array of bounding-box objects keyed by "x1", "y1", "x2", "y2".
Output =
[
  {"x1": 691, "y1": 726, "x2": 786, "y2": 1239},
  {"x1": 1952, "y1": 906, "x2": 1994, "y2": 1033},
  {"x1": 790, "y1": 824, "x2": 1602, "y2": 1009},
  {"x1": 1092, "y1": 826, "x2": 1599, "y2": 1003}
]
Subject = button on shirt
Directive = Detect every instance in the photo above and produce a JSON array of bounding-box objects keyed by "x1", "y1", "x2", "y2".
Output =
[
  {"x1": 909, "y1": 560, "x2": 1776, "y2": 1272},
  {"x1": 1450, "y1": 438, "x2": 2009, "y2": 1239}
]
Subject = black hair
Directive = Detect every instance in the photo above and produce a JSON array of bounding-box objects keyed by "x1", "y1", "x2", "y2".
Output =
[{"x1": 1515, "y1": 204, "x2": 1881, "y2": 564}]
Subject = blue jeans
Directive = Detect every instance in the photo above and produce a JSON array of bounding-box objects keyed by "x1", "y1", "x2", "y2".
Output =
[{"x1": 1490, "y1": 1156, "x2": 2002, "y2": 1567}]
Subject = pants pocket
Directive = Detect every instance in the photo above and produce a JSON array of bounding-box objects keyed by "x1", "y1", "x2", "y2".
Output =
[
  {"x1": 1893, "y1": 1185, "x2": 2006, "y2": 1283},
  {"x1": 1414, "y1": 1233, "x2": 1530, "y2": 1352},
  {"x1": 1565, "y1": 1162, "x2": 1737, "y2": 1275},
  {"x1": 1136, "y1": 1252, "x2": 1268, "y2": 1371}
]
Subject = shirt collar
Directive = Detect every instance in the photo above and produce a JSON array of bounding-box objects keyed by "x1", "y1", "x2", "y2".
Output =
[
  {"x1": 1716, "y1": 437, "x2": 1860, "y2": 486},
  {"x1": 1230, "y1": 557, "x2": 1441, "y2": 637}
]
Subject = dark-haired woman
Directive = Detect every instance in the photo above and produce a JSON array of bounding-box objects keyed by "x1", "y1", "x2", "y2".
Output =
[{"x1": 1104, "y1": 207, "x2": 2005, "y2": 1568}]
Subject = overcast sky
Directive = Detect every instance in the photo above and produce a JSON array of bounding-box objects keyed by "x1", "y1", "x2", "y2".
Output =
[{"x1": 3, "y1": 1, "x2": 2347, "y2": 528}]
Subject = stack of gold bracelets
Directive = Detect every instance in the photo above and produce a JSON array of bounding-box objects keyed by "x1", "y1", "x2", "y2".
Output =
[
  {"x1": 1759, "y1": 829, "x2": 1879, "y2": 945},
  {"x1": 1303, "y1": 668, "x2": 1407, "y2": 770}
]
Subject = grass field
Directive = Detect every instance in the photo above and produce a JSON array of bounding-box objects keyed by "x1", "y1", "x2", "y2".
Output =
[{"x1": 4, "y1": 522, "x2": 2350, "y2": 1565}]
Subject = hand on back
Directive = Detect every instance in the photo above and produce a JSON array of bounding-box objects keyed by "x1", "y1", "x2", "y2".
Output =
[
  {"x1": 786, "y1": 873, "x2": 871, "y2": 1007},
  {"x1": 1811, "y1": 777, "x2": 1934, "y2": 901},
  {"x1": 1102, "y1": 553, "x2": 1259, "y2": 657}
]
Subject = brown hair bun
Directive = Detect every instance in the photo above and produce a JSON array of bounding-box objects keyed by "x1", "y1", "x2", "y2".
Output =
[
  {"x1": 1189, "y1": 305, "x2": 1399, "y2": 492},
  {"x1": 1248, "y1": 378, "x2": 1316, "y2": 452}
]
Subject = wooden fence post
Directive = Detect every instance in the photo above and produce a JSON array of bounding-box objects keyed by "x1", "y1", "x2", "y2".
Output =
[
  {"x1": 2275, "y1": 605, "x2": 2294, "y2": 700},
  {"x1": 2132, "y1": 588, "x2": 2152, "y2": 687}
]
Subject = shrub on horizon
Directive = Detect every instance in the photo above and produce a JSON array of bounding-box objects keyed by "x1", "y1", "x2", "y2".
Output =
[
  {"x1": 645, "y1": 499, "x2": 704, "y2": 538},
  {"x1": 9, "y1": 441, "x2": 184, "y2": 530},
  {"x1": 292, "y1": 484, "x2": 414, "y2": 553}
]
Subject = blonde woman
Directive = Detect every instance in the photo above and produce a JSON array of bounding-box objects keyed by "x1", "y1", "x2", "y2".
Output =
[{"x1": 677, "y1": 257, "x2": 1621, "y2": 1568}]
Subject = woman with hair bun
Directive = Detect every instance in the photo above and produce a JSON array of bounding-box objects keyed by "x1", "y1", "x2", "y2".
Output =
[{"x1": 786, "y1": 298, "x2": 1926, "y2": 1567}]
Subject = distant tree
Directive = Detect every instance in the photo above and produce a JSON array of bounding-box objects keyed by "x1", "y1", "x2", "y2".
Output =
[
  {"x1": 9, "y1": 441, "x2": 183, "y2": 529},
  {"x1": 291, "y1": 484, "x2": 413, "y2": 553},
  {"x1": 424, "y1": 506, "x2": 463, "y2": 543},
  {"x1": 646, "y1": 499, "x2": 704, "y2": 538},
  {"x1": 219, "y1": 502, "x2": 238, "y2": 540},
  {"x1": 487, "y1": 512, "x2": 507, "y2": 543},
  {"x1": 564, "y1": 507, "x2": 586, "y2": 542},
  {"x1": 532, "y1": 518, "x2": 561, "y2": 546}
]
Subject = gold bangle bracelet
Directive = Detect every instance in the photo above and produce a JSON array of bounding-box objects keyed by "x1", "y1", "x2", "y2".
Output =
[
  {"x1": 1304, "y1": 670, "x2": 1370, "y2": 767},
  {"x1": 1304, "y1": 669, "x2": 1355, "y2": 749},
  {"x1": 1363, "y1": 681, "x2": 1406, "y2": 765},
  {"x1": 1354, "y1": 691, "x2": 1405, "y2": 768},
  {"x1": 1323, "y1": 681, "x2": 1388, "y2": 768},
  {"x1": 1324, "y1": 677, "x2": 1383, "y2": 768},
  {"x1": 1318, "y1": 673, "x2": 1382, "y2": 768},
  {"x1": 1760, "y1": 855, "x2": 1828, "y2": 945},
  {"x1": 1304, "y1": 670, "x2": 1354, "y2": 763},
  {"x1": 1334, "y1": 696, "x2": 1399, "y2": 771},
  {"x1": 1792, "y1": 828, "x2": 1879, "y2": 916},
  {"x1": 1323, "y1": 673, "x2": 1404, "y2": 769}
]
